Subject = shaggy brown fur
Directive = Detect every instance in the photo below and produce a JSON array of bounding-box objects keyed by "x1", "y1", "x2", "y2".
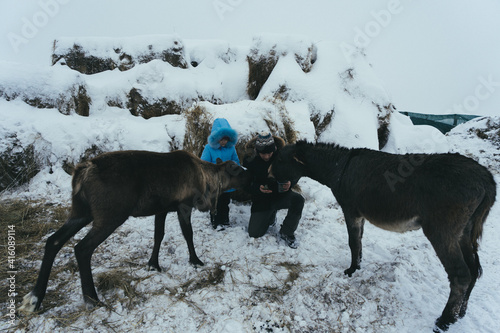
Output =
[{"x1": 20, "y1": 150, "x2": 249, "y2": 312}]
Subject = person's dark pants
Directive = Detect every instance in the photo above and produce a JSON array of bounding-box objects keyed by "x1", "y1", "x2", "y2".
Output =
[
  {"x1": 248, "y1": 191, "x2": 304, "y2": 238},
  {"x1": 211, "y1": 192, "x2": 231, "y2": 226}
]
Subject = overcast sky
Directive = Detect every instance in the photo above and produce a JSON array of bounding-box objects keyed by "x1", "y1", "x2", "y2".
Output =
[{"x1": 1, "y1": 0, "x2": 499, "y2": 116}]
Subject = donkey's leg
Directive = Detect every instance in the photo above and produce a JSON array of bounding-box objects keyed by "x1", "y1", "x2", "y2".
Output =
[
  {"x1": 424, "y1": 227, "x2": 471, "y2": 332},
  {"x1": 343, "y1": 215, "x2": 365, "y2": 277},
  {"x1": 457, "y1": 236, "x2": 481, "y2": 319},
  {"x1": 148, "y1": 212, "x2": 168, "y2": 272},
  {"x1": 74, "y1": 221, "x2": 123, "y2": 308},
  {"x1": 19, "y1": 216, "x2": 92, "y2": 313},
  {"x1": 176, "y1": 204, "x2": 204, "y2": 267}
]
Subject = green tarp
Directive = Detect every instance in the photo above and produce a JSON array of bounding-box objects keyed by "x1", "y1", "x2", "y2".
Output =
[{"x1": 399, "y1": 111, "x2": 480, "y2": 134}]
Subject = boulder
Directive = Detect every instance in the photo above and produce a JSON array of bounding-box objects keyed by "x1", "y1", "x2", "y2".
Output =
[
  {"x1": 247, "y1": 35, "x2": 317, "y2": 100},
  {"x1": 0, "y1": 62, "x2": 90, "y2": 116}
]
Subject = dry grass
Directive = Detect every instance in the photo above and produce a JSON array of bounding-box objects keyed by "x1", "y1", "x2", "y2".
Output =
[
  {"x1": 0, "y1": 200, "x2": 154, "y2": 331},
  {"x1": 62, "y1": 144, "x2": 105, "y2": 175},
  {"x1": 310, "y1": 107, "x2": 335, "y2": 140},
  {"x1": 262, "y1": 85, "x2": 299, "y2": 145},
  {"x1": 249, "y1": 261, "x2": 303, "y2": 306},
  {"x1": 162, "y1": 263, "x2": 227, "y2": 300},
  {"x1": 0, "y1": 199, "x2": 83, "y2": 329},
  {"x1": 471, "y1": 117, "x2": 500, "y2": 146},
  {"x1": 72, "y1": 85, "x2": 91, "y2": 117},
  {"x1": 95, "y1": 269, "x2": 152, "y2": 310},
  {"x1": 0, "y1": 199, "x2": 68, "y2": 264},
  {"x1": 373, "y1": 102, "x2": 394, "y2": 150},
  {"x1": 183, "y1": 104, "x2": 214, "y2": 157}
]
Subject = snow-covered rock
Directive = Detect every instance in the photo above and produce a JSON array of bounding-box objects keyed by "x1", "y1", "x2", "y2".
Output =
[
  {"x1": 0, "y1": 34, "x2": 400, "y2": 190},
  {"x1": 52, "y1": 35, "x2": 188, "y2": 74},
  {"x1": 0, "y1": 61, "x2": 90, "y2": 116}
]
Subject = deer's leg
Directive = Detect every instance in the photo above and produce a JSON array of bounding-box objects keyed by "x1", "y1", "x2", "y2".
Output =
[
  {"x1": 74, "y1": 220, "x2": 123, "y2": 308},
  {"x1": 20, "y1": 216, "x2": 92, "y2": 313},
  {"x1": 148, "y1": 212, "x2": 168, "y2": 272},
  {"x1": 343, "y1": 215, "x2": 365, "y2": 277},
  {"x1": 177, "y1": 204, "x2": 204, "y2": 267}
]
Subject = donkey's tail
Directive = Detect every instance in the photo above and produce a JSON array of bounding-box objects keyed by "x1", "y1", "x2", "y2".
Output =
[
  {"x1": 469, "y1": 186, "x2": 495, "y2": 279},
  {"x1": 470, "y1": 176, "x2": 496, "y2": 279},
  {"x1": 471, "y1": 183, "x2": 496, "y2": 250}
]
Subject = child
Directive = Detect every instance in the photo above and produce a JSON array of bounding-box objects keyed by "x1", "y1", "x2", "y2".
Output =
[{"x1": 200, "y1": 118, "x2": 240, "y2": 229}]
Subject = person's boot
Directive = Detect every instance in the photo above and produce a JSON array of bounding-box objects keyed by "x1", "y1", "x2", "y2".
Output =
[
  {"x1": 220, "y1": 214, "x2": 230, "y2": 226},
  {"x1": 210, "y1": 213, "x2": 218, "y2": 229},
  {"x1": 279, "y1": 232, "x2": 298, "y2": 249}
]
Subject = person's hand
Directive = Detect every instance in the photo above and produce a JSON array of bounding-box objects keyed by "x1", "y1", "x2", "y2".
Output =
[
  {"x1": 259, "y1": 185, "x2": 273, "y2": 193},
  {"x1": 280, "y1": 181, "x2": 291, "y2": 192}
]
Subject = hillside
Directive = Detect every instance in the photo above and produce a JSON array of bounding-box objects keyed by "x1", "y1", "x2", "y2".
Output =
[{"x1": 1, "y1": 34, "x2": 499, "y2": 333}]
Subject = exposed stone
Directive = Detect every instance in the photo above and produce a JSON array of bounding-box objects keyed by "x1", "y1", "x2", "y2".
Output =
[
  {"x1": 52, "y1": 36, "x2": 188, "y2": 74},
  {"x1": 247, "y1": 36, "x2": 317, "y2": 99}
]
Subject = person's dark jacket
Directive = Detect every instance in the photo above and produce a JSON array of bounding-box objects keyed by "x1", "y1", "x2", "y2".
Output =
[{"x1": 243, "y1": 136, "x2": 297, "y2": 211}]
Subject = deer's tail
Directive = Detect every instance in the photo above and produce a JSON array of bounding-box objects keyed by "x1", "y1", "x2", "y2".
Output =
[{"x1": 70, "y1": 161, "x2": 94, "y2": 218}]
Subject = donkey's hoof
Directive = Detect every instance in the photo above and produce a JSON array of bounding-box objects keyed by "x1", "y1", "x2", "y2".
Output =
[
  {"x1": 19, "y1": 292, "x2": 39, "y2": 313},
  {"x1": 458, "y1": 302, "x2": 468, "y2": 319},
  {"x1": 434, "y1": 315, "x2": 454, "y2": 332}
]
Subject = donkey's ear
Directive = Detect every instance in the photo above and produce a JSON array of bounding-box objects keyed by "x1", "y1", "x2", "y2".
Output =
[
  {"x1": 216, "y1": 158, "x2": 223, "y2": 164},
  {"x1": 293, "y1": 155, "x2": 306, "y2": 165}
]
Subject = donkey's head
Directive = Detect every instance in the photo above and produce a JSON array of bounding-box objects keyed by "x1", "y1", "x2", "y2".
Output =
[{"x1": 271, "y1": 143, "x2": 307, "y2": 183}]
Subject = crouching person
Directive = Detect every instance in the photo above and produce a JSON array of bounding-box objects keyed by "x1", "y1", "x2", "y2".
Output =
[{"x1": 243, "y1": 132, "x2": 305, "y2": 248}]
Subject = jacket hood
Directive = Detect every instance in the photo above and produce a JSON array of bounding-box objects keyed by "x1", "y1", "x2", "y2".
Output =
[{"x1": 208, "y1": 118, "x2": 238, "y2": 149}]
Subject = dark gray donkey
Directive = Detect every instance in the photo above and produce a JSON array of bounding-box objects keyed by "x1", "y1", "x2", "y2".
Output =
[
  {"x1": 20, "y1": 150, "x2": 249, "y2": 313},
  {"x1": 271, "y1": 141, "x2": 496, "y2": 332}
]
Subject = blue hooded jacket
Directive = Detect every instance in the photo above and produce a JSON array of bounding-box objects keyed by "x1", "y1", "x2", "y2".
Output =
[
  {"x1": 201, "y1": 118, "x2": 240, "y2": 165},
  {"x1": 201, "y1": 118, "x2": 240, "y2": 193}
]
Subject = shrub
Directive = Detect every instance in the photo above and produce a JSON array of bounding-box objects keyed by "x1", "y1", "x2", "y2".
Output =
[{"x1": 0, "y1": 139, "x2": 40, "y2": 192}]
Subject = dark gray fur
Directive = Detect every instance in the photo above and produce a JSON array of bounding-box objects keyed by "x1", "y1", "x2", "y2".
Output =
[{"x1": 271, "y1": 141, "x2": 496, "y2": 332}]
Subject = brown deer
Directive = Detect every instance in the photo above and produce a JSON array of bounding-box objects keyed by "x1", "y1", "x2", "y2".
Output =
[{"x1": 20, "y1": 150, "x2": 249, "y2": 312}]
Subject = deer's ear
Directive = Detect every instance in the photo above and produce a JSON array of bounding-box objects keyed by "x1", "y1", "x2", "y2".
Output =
[{"x1": 293, "y1": 155, "x2": 306, "y2": 165}]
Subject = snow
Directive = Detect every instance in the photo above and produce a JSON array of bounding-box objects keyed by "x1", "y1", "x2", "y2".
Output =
[
  {"x1": 0, "y1": 61, "x2": 86, "y2": 109},
  {"x1": 1, "y1": 0, "x2": 499, "y2": 116},
  {"x1": 383, "y1": 111, "x2": 450, "y2": 154},
  {"x1": 53, "y1": 35, "x2": 185, "y2": 63},
  {"x1": 1, "y1": 1, "x2": 499, "y2": 332}
]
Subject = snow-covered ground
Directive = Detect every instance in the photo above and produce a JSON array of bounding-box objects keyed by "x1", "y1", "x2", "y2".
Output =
[
  {"x1": 1, "y1": 67, "x2": 499, "y2": 332},
  {"x1": 1, "y1": 1, "x2": 499, "y2": 332},
  {"x1": 1, "y1": 119, "x2": 499, "y2": 332}
]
